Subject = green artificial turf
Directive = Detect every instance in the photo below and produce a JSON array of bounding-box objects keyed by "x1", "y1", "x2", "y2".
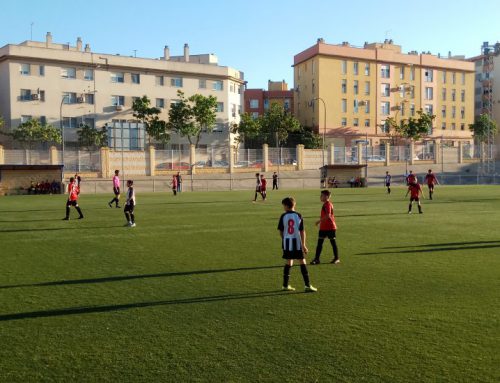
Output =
[{"x1": 0, "y1": 186, "x2": 499, "y2": 382}]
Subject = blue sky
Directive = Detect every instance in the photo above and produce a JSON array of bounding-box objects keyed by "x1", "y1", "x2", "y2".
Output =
[{"x1": 1, "y1": 0, "x2": 499, "y2": 88}]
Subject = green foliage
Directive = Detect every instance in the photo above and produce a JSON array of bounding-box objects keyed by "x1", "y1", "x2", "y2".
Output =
[
  {"x1": 77, "y1": 124, "x2": 108, "y2": 151},
  {"x1": 132, "y1": 95, "x2": 169, "y2": 145},
  {"x1": 167, "y1": 91, "x2": 217, "y2": 147},
  {"x1": 386, "y1": 109, "x2": 435, "y2": 141},
  {"x1": 469, "y1": 113, "x2": 498, "y2": 142},
  {"x1": 231, "y1": 113, "x2": 260, "y2": 148},
  {"x1": 10, "y1": 118, "x2": 61, "y2": 149},
  {"x1": 288, "y1": 126, "x2": 323, "y2": 149}
]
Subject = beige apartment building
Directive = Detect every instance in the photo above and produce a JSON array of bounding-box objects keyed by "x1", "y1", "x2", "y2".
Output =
[
  {"x1": 293, "y1": 39, "x2": 475, "y2": 150},
  {"x1": 0, "y1": 33, "x2": 245, "y2": 150}
]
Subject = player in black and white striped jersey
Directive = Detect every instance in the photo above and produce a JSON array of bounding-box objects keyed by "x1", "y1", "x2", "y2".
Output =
[{"x1": 277, "y1": 197, "x2": 317, "y2": 292}]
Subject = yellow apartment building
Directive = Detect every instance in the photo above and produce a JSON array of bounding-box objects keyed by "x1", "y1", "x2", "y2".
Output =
[
  {"x1": 293, "y1": 39, "x2": 475, "y2": 149},
  {"x1": 0, "y1": 33, "x2": 245, "y2": 150}
]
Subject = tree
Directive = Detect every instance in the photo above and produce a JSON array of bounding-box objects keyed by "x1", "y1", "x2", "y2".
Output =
[
  {"x1": 385, "y1": 109, "x2": 435, "y2": 142},
  {"x1": 231, "y1": 113, "x2": 261, "y2": 149},
  {"x1": 77, "y1": 124, "x2": 108, "y2": 151},
  {"x1": 167, "y1": 91, "x2": 217, "y2": 147},
  {"x1": 10, "y1": 118, "x2": 61, "y2": 149},
  {"x1": 132, "y1": 96, "x2": 169, "y2": 146},
  {"x1": 288, "y1": 126, "x2": 322, "y2": 149},
  {"x1": 260, "y1": 103, "x2": 301, "y2": 146},
  {"x1": 469, "y1": 113, "x2": 498, "y2": 143}
]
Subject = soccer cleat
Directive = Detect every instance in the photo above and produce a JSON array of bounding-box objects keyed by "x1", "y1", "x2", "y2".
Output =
[
  {"x1": 78, "y1": 216, "x2": 84, "y2": 219},
  {"x1": 305, "y1": 285, "x2": 318, "y2": 292},
  {"x1": 282, "y1": 285, "x2": 295, "y2": 291},
  {"x1": 408, "y1": 211, "x2": 412, "y2": 214},
  {"x1": 116, "y1": 205, "x2": 121, "y2": 208},
  {"x1": 62, "y1": 217, "x2": 69, "y2": 220},
  {"x1": 108, "y1": 202, "x2": 112, "y2": 208},
  {"x1": 330, "y1": 259, "x2": 340, "y2": 264},
  {"x1": 130, "y1": 223, "x2": 136, "y2": 227},
  {"x1": 310, "y1": 259, "x2": 320, "y2": 265}
]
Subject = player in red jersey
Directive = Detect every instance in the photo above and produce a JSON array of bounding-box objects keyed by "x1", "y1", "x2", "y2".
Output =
[
  {"x1": 260, "y1": 174, "x2": 267, "y2": 201},
  {"x1": 310, "y1": 190, "x2": 339, "y2": 265},
  {"x1": 424, "y1": 169, "x2": 439, "y2": 200},
  {"x1": 405, "y1": 181, "x2": 424, "y2": 214},
  {"x1": 63, "y1": 177, "x2": 84, "y2": 220}
]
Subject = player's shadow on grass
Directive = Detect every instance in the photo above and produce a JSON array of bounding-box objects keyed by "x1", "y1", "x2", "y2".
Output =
[
  {"x1": 0, "y1": 265, "x2": 283, "y2": 290},
  {"x1": 0, "y1": 290, "x2": 303, "y2": 322},
  {"x1": 358, "y1": 242, "x2": 500, "y2": 255}
]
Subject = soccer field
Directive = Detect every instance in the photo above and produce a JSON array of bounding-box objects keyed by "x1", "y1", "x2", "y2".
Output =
[{"x1": 0, "y1": 186, "x2": 499, "y2": 382}]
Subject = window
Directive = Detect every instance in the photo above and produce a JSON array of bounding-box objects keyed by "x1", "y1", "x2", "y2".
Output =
[
  {"x1": 451, "y1": 123, "x2": 456, "y2": 130},
  {"x1": 63, "y1": 92, "x2": 77, "y2": 104},
  {"x1": 284, "y1": 99, "x2": 290, "y2": 111},
  {"x1": 381, "y1": 83, "x2": 390, "y2": 97},
  {"x1": 442, "y1": 122, "x2": 446, "y2": 130},
  {"x1": 442, "y1": 89, "x2": 447, "y2": 101},
  {"x1": 451, "y1": 89, "x2": 456, "y2": 101},
  {"x1": 84, "y1": 69, "x2": 94, "y2": 81},
  {"x1": 131, "y1": 73, "x2": 140, "y2": 84},
  {"x1": 364, "y1": 81, "x2": 370, "y2": 95},
  {"x1": 84, "y1": 118, "x2": 95, "y2": 129},
  {"x1": 364, "y1": 119, "x2": 370, "y2": 127},
  {"x1": 61, "y1": 67, "x2": 76, "y2": 79},
  {"x1": 250, "y1": 99, "x2": 259, "y2": 108},
  {"x1": 409, "y1": 86, "x2": 415, "y2": 99},
  {"x1": 231, "y1": 104, "x2": 237, "y2": 117},
  {"x1": 230, "y1": 83, "x2": 235, "y2": 93},
  {"x1": 171, "y1": 77, "x2": 183, "y2": 87},
  {"x1": 111, "y1": 72, "x2": 124, "y2": 83},
  {"x1": 381, "y1": 102, "x2": 390, "y2": 115},
  {"x1": 341, "y1": 79, "x2": 347, "y2": 94},
  {"x1": 213, "y1": 80, "x2": 223, "y2": 91},
  {"x1": 341, "y1": 99, "x2": 347, "y2": 113},
  {"x1": 353, "y1": 100, "x2": 359, "y2": 113},
  {"x1": 364, "y1": 100, "x2": 370, "y2": 113},
  {"x1": 39, "y1": 90, "x2": 45, "y2": 102},
  {"x1": 85, "y1": 93, "x2": 94, "y2": 104},
  {"x1": 441, "y1": 106, "x2": 446, "y2": 118},
  {"x1": 410, "y1": 66, "x2": 415, "y2": 81},
  {"x1": 461, "y1": 123, "x2": 465, "y2": 130},
  {"x1": 20, "y1": 63, "x2": 30, "y2": 75},
  {"x1": 424, "y1": 69, "x2": 433, "y2": 82},
  {"x1": 353, "y1": 62, "x2": 359, "y2": 75},
  {"x1": 425, "y1": 104, "x2": 433, "y2": 115},
  {"x1": 461, "y1": 90, "x2": 465, "y2": 102},
  {"x1": 20, "y1": 89, "x2": 31, "y2": 101},
  {"x1": 381, "y1": 121, "x2": 389, "y2": 133},
  {"x1": 264, "y1": 99, "x2": 269, "y2": 110},
  {"x1": 341, "y1": 60, "x2": 347, "y2": 74},
  {"x1": 152, "y1": 75, "x2": 163, "y2": 86},
  {"x1": 381, "y1": 64, "x2": 390, "y2": 78},
  {"x1": 132, "y1": 96, "x2": 140, "y2": 104},
  {"x1": 62, "y1": 117, "x2": 78, "y2": 129},
  {"x1": 364, "y1": 63, "x2": 370, "y2": 75},
  {"x1": 353, "y1": 80, "x2": 358, "y2": 95},
  {"x1": 410, "y1": 104, "x2": 415, "y2": 116},
  {"x1": 401, "y1": 102, "x2": 406, "y2": 116},
  {"x1": 111, "y1": 95, "x2": 125, "y2": 106},
  {"x1": 251, "y1": 112, "x2": 259, "y2": 119},
  {"x1": 452, "y1": 72, "x2": 456, "y2": 84},
  {"x1": 461, "y1": 72, "x2": 466, "y2": 85},
  {"x1": 451, "y1": 106, "x2": 456, "y2": 118},
  {"x1": 39, "y1": 116, "x2": 47, "y2": 125},
  {"x1": 21, "y1": 115, "x2": 32, "y2": 123},
  {"x1": 156, "y1": 98, "x2": 165, "y2": 108},
  {"x1": 425, "y1": 87, "x2": 433, "y2": 100},
  {"x1": 442, "y1": 71, "x2": 446, "y2": 84},
  {"x1": 216, "y1": 102, "x2": 224, "y2": 112},
  {"x1": 353, "y1": 118, "x2": 359, "y2": 127},
  {"x1": 341, "y1": 117, "x2": 347, "y2": 126},
  {"x1": 460, "y1": 107, "x2": 465, "y2": 119},
  {"x1": 39, "y1": 65, "x2": 45, "y2": 76},
  {"x1": 399, "y1": 67, "x2": 404, "y2": 79},
  {"x1": 238, "y1": 85, "x2": 242, "y2": 94}
]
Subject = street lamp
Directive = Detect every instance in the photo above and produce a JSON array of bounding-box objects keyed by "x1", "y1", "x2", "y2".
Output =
[
  {"x1": 59, "y1": 94, "x2": 69, "y2": 168},
  {"x1": 310, "y1": 97, "x2": 327, "y2": 167}
]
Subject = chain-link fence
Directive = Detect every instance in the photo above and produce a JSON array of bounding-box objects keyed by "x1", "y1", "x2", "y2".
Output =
[
  {"x1": 155, "y1": 149, "x2": 191, "y2": 171},
  {"x1": 64, "y1": 150, "x2": 101, "y2": 172},
  {"x1": 235, "y1": 148, "x2": 263, "y2": 169}
]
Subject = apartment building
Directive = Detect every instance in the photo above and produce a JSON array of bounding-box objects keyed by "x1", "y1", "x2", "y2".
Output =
[
  {"x1": 244, "y1": 80, "x2": 294, "y2": 118},
  {"x1": 0, "y1": 33, "x2": 245, "y2": 150},
  {"x1": 293, "y1": 39, "x2": 475, "y2": 148}
]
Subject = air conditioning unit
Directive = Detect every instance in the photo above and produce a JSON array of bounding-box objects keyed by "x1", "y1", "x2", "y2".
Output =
[
  {"x1": 115, "y1": 105, "x2": 124, "y2": 111},
  {"x1": 31, "y1": 93, "x2": 39, "y2": 100},
  {"x1": 77, "y1": 96, "x2": 84, "y2": 103}
]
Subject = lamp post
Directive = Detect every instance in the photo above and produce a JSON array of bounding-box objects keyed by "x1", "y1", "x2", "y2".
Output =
[
  {"x1": 59, "y1": 94, "x2": 68, "y2": 168},
  {"x1": 310, "y1": 97, "x2": 327, "y2": 167}
]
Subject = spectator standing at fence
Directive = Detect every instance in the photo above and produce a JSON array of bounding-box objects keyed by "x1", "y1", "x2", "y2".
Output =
[
  {"x1": 385, "y1": 171, "x2": 392, "y2": 194},
  {"x1": 63, "y1": 177, "x2": 84, "y2": 220},
  {"x1": 424, "y1": 169, "x2": 439, "y2": 200},
  {"x1": 260, "y1": 174, "x2": 267, "y2": 201},
  {"x1": 170, "y1": 174, "x2": 178, "y2": 196},
  {"x1": 310, "y1": 190, "x2": 339, "y2": 265},
  {"x1": 405, "y1": 181, "x2": 424, "y2": 214},
  {"x1": 108, "y1": 170, "x2": 121, "y2": 208},
  {"x1": 253, "y1": 173, "x2": 262, "y2": 202},
  {"x1": 272, "y1": 172, "x2": 279, "y2": 190},
  {"x1": 176, "y1": 172, "x2": 182, "y2": 193},
  {"x1": 124, "y1": 180, "x2": 136, "y2": 227},
  {"x1": 277, "y1": 197, "x2": 317, "y2": 292}
]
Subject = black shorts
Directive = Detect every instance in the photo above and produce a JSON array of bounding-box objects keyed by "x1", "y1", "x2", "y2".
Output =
[
  {"x1": 410, "y1": 197, "x2": 420, "y2": 202},
  {"x1": 124, "y1": 202, "x2": 135, "y2": 213},
  {"x1": 113, "y1": 187, "x2": 120, "y2": 195},
  {"x1": 66, "y1": 200, "x2": 78, "y2": 207},
  {"x1": 282, "y1": 250, "x2": 305, "y2": 260},
  {"x1": 319, "y1": 230, "x2": 336, "y2": 239},
  {"x1": 427, "y1": 184, "x2": 434, "y2": 190},
  {"x1": 386, "y1": 182, "x2": 391, "y2": 187}
]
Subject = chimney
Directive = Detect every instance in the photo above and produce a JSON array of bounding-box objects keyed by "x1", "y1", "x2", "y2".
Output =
[
  {"x1": 76, "y1": 37, "x2": 82, "y2": 51},
  {"x1": 184, "y1": 43, "x2": 189, "y2": 62},
  {"x1": 84, "y1": 44, "x2": 91, "y2": 53},
  {"x1": 163, "y1": 45, "x2": 170, "y2": 60},
  {"x1": 448, "y1": 51, "x2": 451, "y2": 58},
  {"x1": 46, "y1": 32, "x2": 52, "y2": 47}
]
